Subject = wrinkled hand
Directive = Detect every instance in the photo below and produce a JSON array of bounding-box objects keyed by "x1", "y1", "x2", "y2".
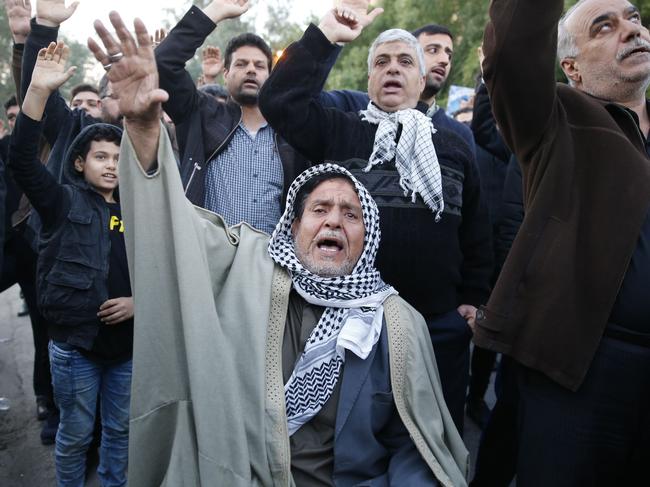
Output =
[
  {"x1": 201, "y1": 46, "x2": 223, "y2": 81},
  {"x1": 203, "y1": 0, "x2": 250, "y2": 24},
  {"x1": 457, "y1": 304, "x2": 478, "y2": 332},
  {"x1": 318, "y1": 6, "x2": 382, "y2": 45},
  {"x1": 29, "y1": 41, "x2": 77, "y2": 95},
  {"x1": 36, "y1": 0, "x2": 79, "y2": 27},
  {"x1": 98, "y1": 297, "x2": 134, "y2": 325},
  {"x1": 5, "y1": 0, "x2": 32, "y2": 43},
  {"x1": 88, "y1": 12, "x2": 168, "y2": 125},
  {"x1": 335, "y1": 0, "x2": 383, "y2": 28}
]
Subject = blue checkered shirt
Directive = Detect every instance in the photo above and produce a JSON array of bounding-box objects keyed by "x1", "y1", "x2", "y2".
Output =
[{"x1": 203, "y1": 123, "x2": 284, "y2": 234}]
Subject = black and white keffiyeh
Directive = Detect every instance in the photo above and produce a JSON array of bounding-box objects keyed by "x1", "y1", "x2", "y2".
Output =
[
  {"x1": 360, "y1": 102, "x2": 444, "y2": 221},
  {"x1": 268, "y1": 163, "x2": 396, "y2": 436}
]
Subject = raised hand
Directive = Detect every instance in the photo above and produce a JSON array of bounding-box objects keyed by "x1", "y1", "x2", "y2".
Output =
[
  {"x1": 335, "y1": 0, "x2": 383, "y2": 28},
  {"x1": 151, "y1": 28, "x2": 166, "y2": 49},
  {"x1": 29, "y1": 41, "x2": 77, "y2": 95},
  {"x1": 5, "y1": 0, "x2": 32, "y2": 44},
  {"x1": 88, "y1": 12, "x2": 168, "y2": 125},
  {"x1": 36, "y1": 0, "x2": 79, "y2": 27},
  {"x1": 318, "y1": 6, "x2": 380, "y2": 45},
  {"x1": 201, "y1": 46, "x2": 223, "y2": 83},
  {"x1": 202, "y1": 0, "x2": 250, "y2": 25}
]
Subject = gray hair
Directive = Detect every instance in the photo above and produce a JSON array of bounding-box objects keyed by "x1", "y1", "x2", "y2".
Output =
[
  {"x1": 367, "y1": 29, "x2": 426, "y2": 77},
  {"x1": 557, "y1": 2, "x2": 583, "y2": 61}
]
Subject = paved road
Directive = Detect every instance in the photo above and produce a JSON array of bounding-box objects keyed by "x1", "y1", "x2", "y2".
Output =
[{"x1": 0, "y1": 285, "x2": 490, "y2": 485}]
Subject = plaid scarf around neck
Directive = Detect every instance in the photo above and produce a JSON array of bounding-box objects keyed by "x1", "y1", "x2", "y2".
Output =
[
  {"x1": 268, "y1": 163, "x2": 396, "y2": 436},
  {"x1": 360, "y1": 102, "x2": 445, "y2": 221}
]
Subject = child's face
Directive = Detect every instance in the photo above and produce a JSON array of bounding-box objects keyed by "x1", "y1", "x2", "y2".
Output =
[{"x1": 74, "y1": 140, "x2": 120, "y2": 201}]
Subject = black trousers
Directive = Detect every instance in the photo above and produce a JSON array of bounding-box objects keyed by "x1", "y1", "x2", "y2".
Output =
[
  {"x1": 426, "y1": 309, "x2": 473, "y2": 435},
  {"x1": 516, "y1": 336, "x2": 650, "y2": 487},
  {"x1": 470, "y1": 356, "x2": 518, "y2": 487},
  {"x1": 0, "y1": 234, "x2": 53, "y2": 403}
]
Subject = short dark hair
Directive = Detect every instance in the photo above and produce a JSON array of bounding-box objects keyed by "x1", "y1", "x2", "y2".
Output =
[
  {"x1": 411, "y1": 24, "x2": 454, "y2": 41},
  {"x1": 224, "y1": 33, "x2": 273, "y2": 72},
  {"x1": 4, "y1": 95, "x2": 18, "y2": 112},
  {"x1": 70, "y1": 83, "x2": 99, "y2": 101},
  {"x1": 293, "y1": 173, "x2": 357, "y2": 221},
  {"x1": 75, "y1": 125, "x2": 122, "y2": 162}
]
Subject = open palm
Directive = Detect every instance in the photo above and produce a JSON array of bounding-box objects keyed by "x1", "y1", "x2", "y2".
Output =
[
  {"x1": 30, "y1": 41, "x2": 76, "y2": 94},
  {"x1": 88, "y1": 12, "x2": 168, "y2": 123}
]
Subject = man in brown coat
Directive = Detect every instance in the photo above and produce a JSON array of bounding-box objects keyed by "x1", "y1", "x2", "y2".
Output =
[{"x1": 475, "y1": 0, "x2": 650, "y2": 484}]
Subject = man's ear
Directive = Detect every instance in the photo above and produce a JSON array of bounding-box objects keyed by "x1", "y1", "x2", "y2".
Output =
[
  {"x1": 74, "y1": 156, "x2": 85, "y2": 174},
  {"x1": 561, "y1": 57, "x2": 581, "y2": 85}
]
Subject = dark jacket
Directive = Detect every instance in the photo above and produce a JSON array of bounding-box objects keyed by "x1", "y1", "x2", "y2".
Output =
[
  {"x1": 475, "y1": 0, "x2": 650, "y2": 390},
  {"x1": 0, "y1": 152, "x2": 5, "y2": 273},
  {"x1": 20, "y1": 20, "x2": 101, "y2": 250},
  {"x1": 471, "y1": 82, "x2": 511, "y2": 227},
  {"x1": 318, "y1": 90, "x2": 477, "y2": 155},
  {"x1": 260, "y1": 24, "x2": 493, "y2": 317},
  {"x1": 155, "y1": 6, "x2": 308, "y2": 209},
  {"x1": 494, "y1": 155, "x2": 523, "y2": 278},
  {"x1": 9, "y1": 113, "x2": 123, "y2": 350},
  {"x1": 334, "y1": 323, "x2": 438, "y2": 485}
]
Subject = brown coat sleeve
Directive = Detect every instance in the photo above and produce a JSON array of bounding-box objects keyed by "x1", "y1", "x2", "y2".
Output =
[{"x1": 483, "y1": 0, "x2": 565, "y2": 163}]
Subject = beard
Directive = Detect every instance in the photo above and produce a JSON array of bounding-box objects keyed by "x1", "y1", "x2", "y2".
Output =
[
  {"x1": 295, "y1": 244, "x2": 356, "y2": 278},
  {"x1": 232, "y1": 83, "x2": 260, "y2": 106},
  {"x1": 421, "y1": 76, "x2": 444, "y2": 100}
]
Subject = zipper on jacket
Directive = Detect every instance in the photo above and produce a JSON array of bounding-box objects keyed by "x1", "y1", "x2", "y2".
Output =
[{"x1": 184, "y1": 111, "x2": 243, "y2": 198}]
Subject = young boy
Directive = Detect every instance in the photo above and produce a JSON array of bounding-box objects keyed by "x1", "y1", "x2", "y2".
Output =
[{"x1": 9, "y1": 41, "x2": 132, "y2": 486}]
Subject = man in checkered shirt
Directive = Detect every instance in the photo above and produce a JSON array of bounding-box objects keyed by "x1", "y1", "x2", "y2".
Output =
[{"x1": 155, "y1": 0, "x2": 309, "y2": 234}]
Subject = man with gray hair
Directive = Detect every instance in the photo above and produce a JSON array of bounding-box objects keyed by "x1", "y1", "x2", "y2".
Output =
[
  {"x1": 474, "y1": 0, "x2": 650, "y2": 484},
  {"x1": 260, "y1": 6, "x2": 493, "y2": 434}
]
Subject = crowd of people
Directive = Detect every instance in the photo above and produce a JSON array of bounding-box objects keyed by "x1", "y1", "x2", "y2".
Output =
[{"x1": 0, "y1": 0, "x2": 648, "y2": 486}]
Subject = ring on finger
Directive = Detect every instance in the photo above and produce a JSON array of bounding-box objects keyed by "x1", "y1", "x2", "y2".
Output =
[{"x1": 108, "y1": 52, "x2": 124, "y2": 63}]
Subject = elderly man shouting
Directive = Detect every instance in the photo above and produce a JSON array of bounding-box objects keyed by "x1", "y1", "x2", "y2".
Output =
[{"x1": 88, "y1": 7, "x2": 468, "y2": 487}]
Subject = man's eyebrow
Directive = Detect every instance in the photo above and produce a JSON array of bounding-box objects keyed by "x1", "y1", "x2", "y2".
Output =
[{"x1": 591, "y1": 12, "x2": 615, "y2": 28}]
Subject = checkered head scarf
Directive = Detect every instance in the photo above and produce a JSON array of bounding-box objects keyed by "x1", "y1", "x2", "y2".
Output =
[
  {"x1": 360, "y1": 102, "x2": 445, "y2": 221},
  {"x1": 268, "y1": 163, "x2": 397, "y2": 436}
]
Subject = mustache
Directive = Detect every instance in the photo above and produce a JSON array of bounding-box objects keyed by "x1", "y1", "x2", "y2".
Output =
[
  {"x1": 617, "y1": 38, "x2": 650, "y2": 61},
  {"x1": 241, "y1": 77, "x2": 259, "y2": 86}
]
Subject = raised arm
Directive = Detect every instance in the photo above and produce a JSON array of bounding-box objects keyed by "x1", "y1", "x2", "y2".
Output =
[
  {"x1": 89, "y1": 14, "x2": 167, "y2": 170},
  {"x1": 5, "y1": 0, "x2": 32, "y2": 103},
  {"x1": 21, "y1": 0, "x2": 81, "y2": 146},
  {"x1": 259, "y1": 7, "x2": 381, "y2": 163},
  {"x1": 9, "y1": 41, "x2": 76, "y2": 228},
  {"x1": 154, "y1": 0, "x2": 249, "y2": 124},
  {"x1": 483, "y1": 0, "x2": 564, "y2": 162}
]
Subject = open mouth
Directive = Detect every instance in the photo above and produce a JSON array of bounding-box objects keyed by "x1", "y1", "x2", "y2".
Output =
[
  {"x1": 383, "y1": 80, "x2": 403, "y2": 91},
  {"x1": 431, "y1": 67, "x2": 446, "y2": 77},
  {"x1": 102, "y1": 173, "x2": 117, "y2": 180},
  {"x1": 243, "y1": 79, "x2": 259, "y2": 88},
  {"x1": 317, "y1": 237, "x2": 344, "y2": 253}
]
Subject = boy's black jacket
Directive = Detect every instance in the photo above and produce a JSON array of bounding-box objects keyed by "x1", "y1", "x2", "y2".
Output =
[{"x1": 9, "y1": 116, "x2": 123, "y2": 349}]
